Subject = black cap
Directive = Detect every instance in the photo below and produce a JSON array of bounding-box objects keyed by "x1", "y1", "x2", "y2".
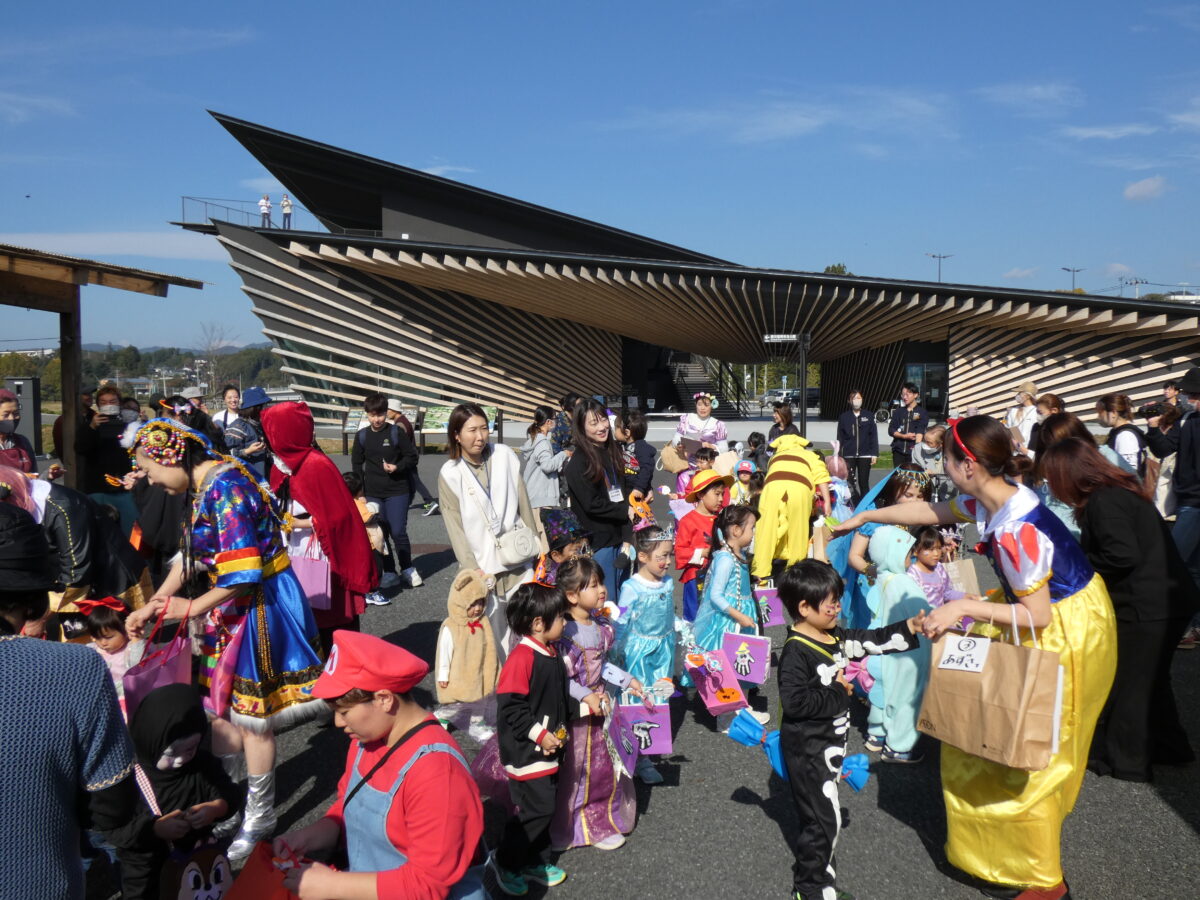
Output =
[
  {"x1": 0, "y1": 503, "x2": 56, "y2": 592},
  {"x1": 1176, "y1": 368, "x2": 1200, "y2": 394}
]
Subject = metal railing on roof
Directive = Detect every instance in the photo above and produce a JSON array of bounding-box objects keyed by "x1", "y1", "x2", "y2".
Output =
[{"x1": 178, "y1": 197, "x2": 385, "y2": 237}]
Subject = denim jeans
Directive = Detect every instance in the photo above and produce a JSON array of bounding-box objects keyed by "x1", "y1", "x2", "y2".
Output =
[
  {"x1": 368, "y1": 493, "x2": 412, "y2": 572},
  {"x1": 1172, "y1": 506, "x2": 1200, "y2": 625}
]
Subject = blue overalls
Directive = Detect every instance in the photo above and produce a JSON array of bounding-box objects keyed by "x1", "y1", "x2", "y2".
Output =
[{"x1": 344, "y1": 741, "x2": 486, "y2": 899}]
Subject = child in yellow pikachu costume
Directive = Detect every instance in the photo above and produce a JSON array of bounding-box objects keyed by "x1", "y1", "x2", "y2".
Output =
[{"x1": 751, "y1": 434, "x2": 832, "y2": 580}]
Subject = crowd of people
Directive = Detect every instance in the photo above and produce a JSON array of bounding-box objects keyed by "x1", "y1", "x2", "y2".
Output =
[{"x1": 2, "y1": 368, "x2": 1198, "y2": 900}]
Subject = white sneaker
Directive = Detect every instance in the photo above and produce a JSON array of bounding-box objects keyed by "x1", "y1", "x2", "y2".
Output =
[
  {"x1": 593, "y1": 833, "x2": 626, "y2": 851},
  {"x1": 402, "y1": 566, "x2": 423, "y2": 587},
  {"x1": 365, "y1": 591, "x2": 390, "y2": 606},
  {"x1": 750, "y1": 709, "x2": 771, "y2": 725}
]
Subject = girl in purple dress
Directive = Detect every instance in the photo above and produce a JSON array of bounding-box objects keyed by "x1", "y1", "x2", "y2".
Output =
[
  {"x1": 551, "y1": 557, "x2": 645, "y2": 851},
  {"x1": 672, "y1": 393, "x2": 730, "y2": 494}
]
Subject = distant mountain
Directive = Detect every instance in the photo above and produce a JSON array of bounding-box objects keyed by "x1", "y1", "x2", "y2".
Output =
[{"x1": 82, "y1": 341, "x2": 273, "y2": 354}]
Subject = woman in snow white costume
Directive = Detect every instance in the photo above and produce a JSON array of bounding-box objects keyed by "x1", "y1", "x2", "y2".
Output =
[
  {"x1": 671, "y1": 392, "x2": 730, "y2": 495},
  {"x1": 123, "y1": 418, "x2": 325, "y2": 863},
  {"x1": 835, "y1": 416, "x2": 1116, "y2": 900}
]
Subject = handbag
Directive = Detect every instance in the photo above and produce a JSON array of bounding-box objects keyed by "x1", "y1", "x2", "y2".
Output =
[
  {"x1": 462, "y1": 462, "x2": 538, "y2": 567},
  {"x1": 132, "y1": 764, "x2": 236, "y2": 900},
  {"x1": 290, "y1": 538, "x2": 332, "y2": 611},
  {"x1": 226, "y1": 841, "x2": 301, "y2": 900},
  {"x1": 658, "y1": 441, "x2": 690, "y2": 474},
  {"x1": 917, "y1": 605, "x2": 1064, "y2": 771},
  {"x1": 207, "y1": 610, "x2": 247, "y2": 719},
  {"x1": 123, "y1": 602, "x2": 193, "y2": 717}
]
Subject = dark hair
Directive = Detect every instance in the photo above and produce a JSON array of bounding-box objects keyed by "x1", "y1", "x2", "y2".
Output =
[
  {"x1": 221, "y1": 384, "x2": 239, "y2": 397},
  {"x1": 1039, "y1": 437, "x2": 1145, "y2": 520},
  {"x1": 85, "y1": 605, "x2": 128, "y2": 639},
  {"x1": 560, "y1": 392, "x2": 582, "y2": 412},
  {"x1": 773, "y1": 403, "x2": 794, "y2": 428},
  {"x1": 625, "y1": 409, "x2": 648, "y2": 442},
  {"x1": 446, "y1": 402, "x2": 489, "y2": 460},
  {"x1": 747, "y1": 431, "x2": 765, "y2": 449},
  {"x1": 911, "y1": 525, "x2": 945, "y2": 555},
  {"x1": 778, "y1": 560, "x2": 844, "y2": 621},
  {"x1": 943, "y1": 415, "x2": 1034, "y2": 479},
  {"x1": 633, "y1": 524, "x2": 672, "y2": 556},
  {"x1": 528, "y1": 405, "x2": 556, "y2": 439},
  {"x1": 556, "y1": 556, "x2": 604, "y2": 598},
  {"x1": 713, "y1": 504, "x2": 758, "y2": 551},
  {"x1": 748, "y1": 471, "x2": 765, "y2": 491},
  {"x1": 1160, "y1": 404, "x2": 1183, "y2": 429},
  {"x1": 363, "y1": 392, "x2": 388, "y2": 416},
  {"x1": 1096, "y1": 393, "x2": 1133, "y2": 421},
  {"x1": 847, "y1": 388, "x2": 864, "y2": 402},
  {"x1": 96, "y1": 383, "x2": 121, "y2": 403},
  {"x1": 342, "y1": 471, "x2": 363, "y2": 496},
  {"x1": 880, "y1": 463, "x2": 934, "y2": 506},
  {"x1": 694, "y1": 446, "x2": 719, "y2": 463},
  {"x1": 1164, "y1": 380, "x2": 1178, "y2": 391},
  {"x1": 0, "y1": 589, "x2": 50, "y2": 636},
  {"x1": 571, "y1": 399, "x2": 625, "y2": 485},
  {"x1": 1036, "y1": 393, "x2": 1065, "y2": 413},
  {"x1": 326, "y1": 686, "x2": 413, "y2": 709},
  {"x1": 902, "y1": 382, "x2": 919, "y2": 395},
  {"x1": 506, "y1": 581, "x2": 567, "y2": 636}
]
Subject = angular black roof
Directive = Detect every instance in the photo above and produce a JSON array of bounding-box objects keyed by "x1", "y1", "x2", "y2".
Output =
[{"x1": 209, "y1": 111, "x2": 728, "y2": 265}]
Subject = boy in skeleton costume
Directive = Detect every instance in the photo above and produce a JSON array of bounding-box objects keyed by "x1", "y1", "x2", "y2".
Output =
[{"x1": 777, "y1": 560, "x2": 925, "y2": 900}]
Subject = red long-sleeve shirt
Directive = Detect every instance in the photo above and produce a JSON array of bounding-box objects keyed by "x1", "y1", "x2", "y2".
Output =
[
  {"x1": 323, "y1": 716, "x2": 484, "y2": 899},
  {"x1": 675, "y1": 509, "x2": 717, "y2": 584}
]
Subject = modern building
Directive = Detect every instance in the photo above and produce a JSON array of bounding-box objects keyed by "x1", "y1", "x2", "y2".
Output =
[{"x1": 178, "y1": 112, "x2": 1200, "y2": 426}]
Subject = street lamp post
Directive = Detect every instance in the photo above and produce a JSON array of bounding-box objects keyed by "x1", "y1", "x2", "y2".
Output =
[
  {"x1": 926, "y1": 253, "x2": 953, "y2": 283},
  {"x1": 1061, "y1": 267, "x2": 1084, "y2": 291}
]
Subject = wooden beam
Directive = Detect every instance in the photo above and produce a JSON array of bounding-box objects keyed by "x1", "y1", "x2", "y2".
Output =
[
  {"x1": 58, "y1": 286, "x2": 82, "y2": 490},
  {"x1": 0, "y1": 270, "x2": 77, "y2": 313}
]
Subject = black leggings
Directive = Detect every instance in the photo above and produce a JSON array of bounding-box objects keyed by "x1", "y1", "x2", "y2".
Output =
[
  {"x1": 497, "y1": 774, "x2": 558, "y2": 871},
  {"x1": 846, "y1": 457, "x2": 873, "y2": 505}
]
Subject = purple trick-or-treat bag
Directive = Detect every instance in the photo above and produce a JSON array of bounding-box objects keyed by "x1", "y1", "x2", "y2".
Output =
[
  {"x1": 722, "y1": 632, "x2": 772, "y2": 684},
  {"x1": 291, "y1": 548, "x2": 331, "y2": 611},
  {"x1": 754, "y1": 588, "x2": 785, "y2": 628},
  {"x1": 607, "y1": 705, "x2": 640, "y2": 778},
  {"x1": 123, "y1": 612, "x2": 192, "y2": 718},
  {"x1": 617, "y1": 697, "x2": 673, "y2": 756},
  {"x1": 684, "y1": 648, "x2": 749, "y2": 716}
]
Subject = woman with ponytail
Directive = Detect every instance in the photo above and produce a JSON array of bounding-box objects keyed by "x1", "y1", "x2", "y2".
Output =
[
  {"x1": 122, "y1": 419, "x2": 324, "y2": 864},
  {"x1": 834, "y1": 414, "x2": 1117, "y2": 900}
]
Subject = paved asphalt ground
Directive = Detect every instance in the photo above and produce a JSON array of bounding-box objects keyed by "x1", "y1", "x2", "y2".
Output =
[{"x1": 90, "y1": 445, "x2": 1200, "y2": 900}]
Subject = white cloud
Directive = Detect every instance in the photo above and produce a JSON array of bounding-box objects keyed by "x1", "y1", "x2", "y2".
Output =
[
  {"x1": 1168, "y1": 106, "x2": 1200, "y2": 130},
  {"x1": 0, "y1": 90, "x2": 74, "y2": 124},
  {"x1": 1151, "y1": 5, "x2": 1200, "y2": 32},
  {"x1": 420, "y1": 164, "x2": 477, "y2": 177},
  {"x1": 606, "y1": 87, "x2": 955, "y2": 145},
  {"x1": 240, "y1": 176, "x2": 285, "y2": 193},
  {"x1": 1060, "y1": 123, "x2": 1158, "y2": 140},
  {"x1": 976, "y1": 81, "x2": 1083, "y2": 116},
  {"x1": 1105, "y1": 263, "x2": 1134, "y2": 278},
  {"x1": 1123, "y1": 174, "x2": 1167, "y2": 201},
  {"x1": 0, "y1": 231, "x2": 226, "y2": 262},
  {"x1": 1003, "y1": 267, "x2": 1038, "y2": 279}
]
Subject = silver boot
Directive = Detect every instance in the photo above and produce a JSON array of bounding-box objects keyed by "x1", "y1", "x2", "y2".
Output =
[
  {"x1": 226, "y1": 772, "x2": 277, "y2": 864},
  {"x1": 211, "y1": 754, "x2": 245, "y2": 840}
]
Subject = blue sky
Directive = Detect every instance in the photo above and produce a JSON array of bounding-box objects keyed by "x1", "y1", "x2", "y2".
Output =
[{"x1": 3, "y1": 1, "x2": 1199, "y2": 348}]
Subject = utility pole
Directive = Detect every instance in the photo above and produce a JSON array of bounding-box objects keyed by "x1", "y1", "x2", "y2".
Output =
[
  {"x1": 1125, "y1": 277, "x2": 1148, "y2": 299},
  {"x1": 1061, "y1": 267, "x2": 1084, "y2": 291},
  {"x1": 926, "y1": 253, "x2": 953, "y2": 283}
]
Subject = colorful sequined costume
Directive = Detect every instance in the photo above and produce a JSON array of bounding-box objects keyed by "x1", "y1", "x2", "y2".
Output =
[
  {"x1": 195, "y1": 463, "x2": 324, "y2": 731},
  {"x1": 945, "y1": 486, "x2": 1117, "y2": 890},
  {"x1": 551, "y1": 617, "x2": 636, "y2": 849}
]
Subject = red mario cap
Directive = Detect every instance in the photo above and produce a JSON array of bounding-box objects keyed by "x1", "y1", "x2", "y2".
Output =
[{"x1": 311, "y1": 630, "x2": 429, "y2": 699}]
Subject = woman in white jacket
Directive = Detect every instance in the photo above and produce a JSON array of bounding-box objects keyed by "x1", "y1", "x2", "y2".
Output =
[{"x1": 520, "y1": 406, "x2": 569, "y2": 510}]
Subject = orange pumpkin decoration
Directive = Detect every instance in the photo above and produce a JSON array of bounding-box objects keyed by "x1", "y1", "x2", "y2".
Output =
[
  {"x1": 714, "y1": 687, "x2": 742, "y2": 704},
  {"x1": 685, "y1": 653, "x2": 708, "y2": 669}
]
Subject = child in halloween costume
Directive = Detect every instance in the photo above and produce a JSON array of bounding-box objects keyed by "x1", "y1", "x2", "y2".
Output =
[
  {"x1": 534, "y1": 508, "x2": 591, "y2": 586},
  {"x1": 906, "y1": 525, "x2": 975, "y2": 609},
  {"x1": 676, "y1": 470, "x2": 731, "y2": 621},
  {"x1": 752, "y1": 435, "x2": 831, "y2": 582},
  {"x1": 552, "y1": 557, "x2": 643, "y2": 850},
  {"x1": 862, "y1": 526, "x2": 933, "y2": 762},
  {"x1": 776, "y1": 561, "x2": 925, "y2": 900},
  {"x1": 436, "y1": 569, "x2": 500, "y2": 743},
  {"x1": 823, "y1": 445, "x2": 855, "y2": 522},
  {"x1": 731, "y1": 460, "x2": 756, "y2": 505},
  {"x1": 82, "y1": 598, "x2": 145, "y2": 719}
]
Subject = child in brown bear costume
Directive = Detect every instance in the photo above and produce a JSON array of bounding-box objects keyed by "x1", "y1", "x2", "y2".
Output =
[{"x1": 435, "y1": 568, "x2": 501, "y2": 741}]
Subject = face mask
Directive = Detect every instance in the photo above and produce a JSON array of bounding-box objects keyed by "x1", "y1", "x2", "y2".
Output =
[
  {"x1": 0, "y1": 419, "x2": 16, "y2": 435},
  {"x1": 98, "y1": 404, "x2": 119, "y2": 416},
  {"x1": 1035, "y1": 412, "x2": 1047, "y2": 424},
  {"x1": 120, "y1": 409, "x2": 139, "y2": 423},
  {"x1": 851, "y1": 399, "x2": 862, "y2": 410},
  {"x1": 1015, "y1": 395, "x2": 1025, "y2": 406}
]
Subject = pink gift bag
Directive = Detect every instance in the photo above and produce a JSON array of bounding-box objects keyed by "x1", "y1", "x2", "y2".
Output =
[
  {"x1": 123, "y1": 610, "x2": 192, "y2": 717},
  {"x1": 291, "y1": 543, "x2": 331, "y2": 611},
  {"x1": 754, "y1": 588, "x2": 785, "y2": 628},
  {"x1": 722, "y1": 632, "x2": 772, "y2": 684},
  {"x1": 684, "y1": 648, "x2": 748, "y2": 715},
  {"x1": 617, "y1": 698, "x2": 673, "y2": 756}
]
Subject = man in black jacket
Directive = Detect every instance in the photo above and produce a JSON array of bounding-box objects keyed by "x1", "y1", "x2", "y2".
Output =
[
  {"x1": 1152, "y1": 367, "x2": 1200, "y2": 648},
  {"x1": 887, "y1": 382, "x2": 928, "y2": 467}
]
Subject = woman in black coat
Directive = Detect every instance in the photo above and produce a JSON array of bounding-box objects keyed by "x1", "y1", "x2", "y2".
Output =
[{"x1": 1041, "y1": 438, "x2": 1199, "y2": 781}]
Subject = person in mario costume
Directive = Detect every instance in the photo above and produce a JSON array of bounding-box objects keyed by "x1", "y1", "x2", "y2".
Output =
[{"x1": 273, "y1": 631, "x2": 487, "y2": 899}]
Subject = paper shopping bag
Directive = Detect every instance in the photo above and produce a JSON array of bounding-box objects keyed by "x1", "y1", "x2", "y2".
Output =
[
  {"x1": 722, "y1": 632, "x2": 771, "y2": 684},
  {"x1": 290, "y1": 552, "x2": 331, "y2": 611},
  {"x1": 943, "y1": 558, "x2": 981, "y2": 597},
  {"x1": 225, "y1": 842, "x2": 301, "y2": 899},
  {"x1": 754, "y1": 588, "x2": 786, "y2": 628},
  {"x1": 917, "y1": 629, "x2": 1063, "y2": 771},
  {"x1": 684, "y1": 648, "x2": 748, "y2": 715},
  {"x1": 616, "y1": 698, "x2": 673, "y2": 756},
  {"x1": 123, "y1": 615, "x2": 192, "y2": 718},
  {"x1": 810, "y1": 523, "x2": 834, "y2": 562}
]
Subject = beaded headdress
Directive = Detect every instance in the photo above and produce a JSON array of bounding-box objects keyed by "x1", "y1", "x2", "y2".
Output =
[{"x1": 893, "y1": 467, "x2": 933, "y2": 488}]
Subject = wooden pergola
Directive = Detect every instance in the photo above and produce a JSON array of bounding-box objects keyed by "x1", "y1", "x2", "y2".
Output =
[{"x1": 0, "y1": 244, "x2": 203, "y2": 488}]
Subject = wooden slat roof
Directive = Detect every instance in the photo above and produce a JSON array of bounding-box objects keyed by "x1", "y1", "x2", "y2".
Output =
[{"x1": 0, "y1": 244, "x2": 203, "y2": 298}]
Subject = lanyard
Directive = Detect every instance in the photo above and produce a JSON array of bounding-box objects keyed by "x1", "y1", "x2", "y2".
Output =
[
  {"x1": 343, "y1": 718, "x2": 441, "y2": 811},
  {"x1": 786, "y1": 633, "x2": 837, "y2": 661}
]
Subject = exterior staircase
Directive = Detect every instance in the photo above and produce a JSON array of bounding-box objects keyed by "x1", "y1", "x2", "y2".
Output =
[{"x1": 670, "y1": 357, "x2": 746, "y2": 419}]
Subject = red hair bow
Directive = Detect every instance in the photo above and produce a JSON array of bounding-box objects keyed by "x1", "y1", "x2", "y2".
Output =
[{"x1": 74, "y1": 596, "x2": 126, "y2": 616}]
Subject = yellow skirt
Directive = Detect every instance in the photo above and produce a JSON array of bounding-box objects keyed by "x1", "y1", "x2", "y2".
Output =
[{"x1": 942, "y1": 574, "x2": 1116, "y2": 888}]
